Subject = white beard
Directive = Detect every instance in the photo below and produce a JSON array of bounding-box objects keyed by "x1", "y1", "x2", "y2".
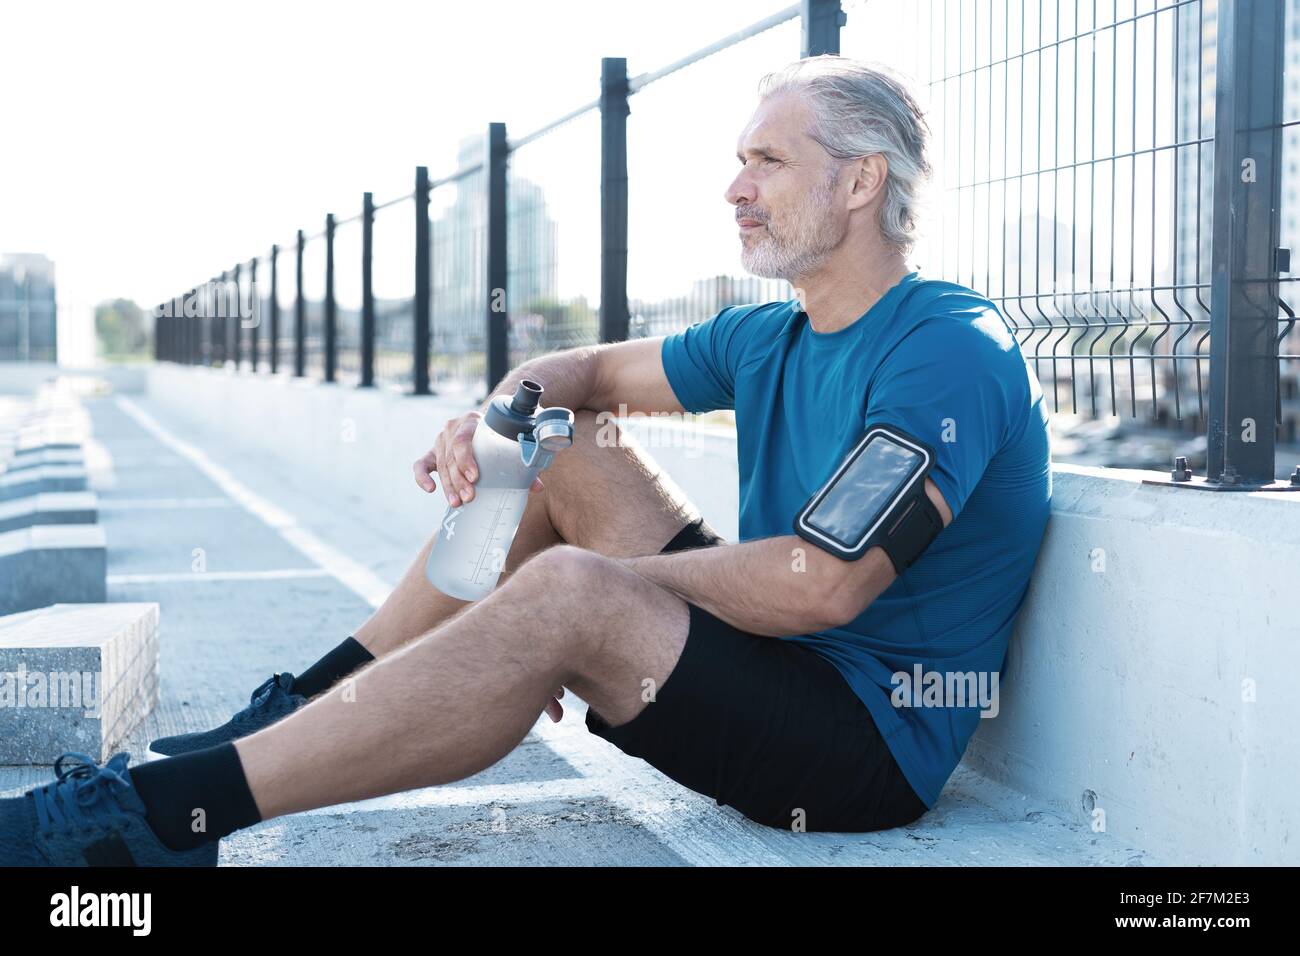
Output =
[{"x1": 740, "y1": 176, "x2": 844, "y2": 282}]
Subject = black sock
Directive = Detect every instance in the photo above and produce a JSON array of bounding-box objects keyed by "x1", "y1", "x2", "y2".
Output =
[
  {"x1": 290, "y1": 636, "x2": 374, "y2": 698},
  {"x1": 130, "y1": 743, "x2": 262, "y2": 851}
]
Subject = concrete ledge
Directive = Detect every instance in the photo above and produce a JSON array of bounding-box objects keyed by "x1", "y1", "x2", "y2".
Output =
[
  {"x1": 963, "y1": 463, "x2": 1300, "y2": 865},
  {"x1": 0, "y1": 525, "x2": 107, "y2": 614},
  {"x1": 2, "y1": 447, "x2": 85, "y2": 471},
  {"x1": 0, "y1": 464, "x2": 88, "y2": 501},
  {"x1": 0, "y1": 362, "x2": 148, "y2": 396},
  {"x1": 0, "y1": 491, "x2": 98, "y2": 533},
  {"x1": 0, "y1": 603, "x2": 160, "y2": 764},
  {"x1": 145, "y1": 364, "x2": 743, "y2": 540}
]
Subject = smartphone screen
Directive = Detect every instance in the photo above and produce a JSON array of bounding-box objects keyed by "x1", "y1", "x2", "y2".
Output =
[{"x1": 805, "y1": 434, "x2": 926, "y2": 549}]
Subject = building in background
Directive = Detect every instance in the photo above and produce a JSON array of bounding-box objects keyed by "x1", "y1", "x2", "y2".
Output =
[
  {"x1": 429, "y1": 134, "x2": 559, "y2": 379},
  {"x1": 0, "y1": 253, "x2": 57, "y2": 362}
]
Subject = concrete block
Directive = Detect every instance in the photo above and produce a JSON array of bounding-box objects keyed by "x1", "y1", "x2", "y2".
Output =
[
  {"x1": 0, "y1": 603, "x2": 160, "y2": 764},
  {"x1": 2, "y1": 447, "x2": 85, "y2": 471},
  {"x1": 0, "y1": 492, "x2": 98, "y2": 533},
  {"x1": 0, "y1": 525, "x2": 106, "y2": 614},
  {"x1": 0, "y1": 464, "x2": 88, "y2": 501}
]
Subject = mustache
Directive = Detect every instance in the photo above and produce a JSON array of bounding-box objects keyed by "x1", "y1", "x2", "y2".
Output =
[{"x1": 736, "y1": 208, "x2": 768, "y2": 223}]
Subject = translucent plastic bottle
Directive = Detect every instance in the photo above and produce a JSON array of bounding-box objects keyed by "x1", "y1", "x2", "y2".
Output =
[{"x1": 425, "y1": 380, "x2": 574, "y2": 601}]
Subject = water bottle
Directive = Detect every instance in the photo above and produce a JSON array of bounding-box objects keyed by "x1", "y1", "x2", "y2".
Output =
[{"x1": 425, "y1": 380, "x2": 575, "y2": 601}]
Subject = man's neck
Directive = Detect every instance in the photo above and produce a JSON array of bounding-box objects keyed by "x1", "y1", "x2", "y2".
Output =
[{"x1": 796, "y1": 247, "x2": 912, "y2": 334}]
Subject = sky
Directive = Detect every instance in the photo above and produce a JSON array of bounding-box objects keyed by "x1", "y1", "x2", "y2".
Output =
[{"x1": 1, "y1": 0, "x2": 827, "y2": 359}]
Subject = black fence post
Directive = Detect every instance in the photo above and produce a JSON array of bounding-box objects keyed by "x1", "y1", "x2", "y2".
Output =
[
  {"x1": 485, "y1": 123, "x2": 509, "y2": 393},
  {"x1": 414, "y1": 166, "x2": 432, "y2": 395},
  {"x1": 1206, "y1": 0, "x2": 1286, "y2": 485},
  {"x1": 248, "y1": 258, "x2": 258, "y2": 371},
  {"x1": 294, "y1": 229, "x2": 306, "y2": 377},
  {"x1": 189, "y1": 290, "x2": 198, "y2": 364},
  {"x1": 154, "y1": 311, "x2": 163, "y2": 361},
  {"x1": 269, "y1": 245, "x2": 280, "y2": 373},
  {"x1": 217, "y1": 273, "x2": 229, "y2": 366},
  {"x1": 181, "y1": 297, "x2": 191, "y2": 365},
  {"x1": 801, "y1": 0, "x2": 844, "y2": 56},
  {"x1": 361, "y1": 192, "x2": 376, "y2": 388},
  {"x1": 248, "y1": 256, "x2": 258, "y2": 371},
  {"x1": 201, "y1": 283, "x2": 213, "y2": 366},
  {"x1": 600, "y1": 58, "x2": 630, "y2": 345},
  {"x1": 324, "y1": 213, "x2": 337, "y2": 383},
  {"x1": 232, "y1": 263, "x2": 243, "y2": 370}
]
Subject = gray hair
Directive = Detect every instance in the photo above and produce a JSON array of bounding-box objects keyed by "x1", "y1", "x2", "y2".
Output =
[{"x1": 757, "y1": 55, "x2": 934, "y2": 255}]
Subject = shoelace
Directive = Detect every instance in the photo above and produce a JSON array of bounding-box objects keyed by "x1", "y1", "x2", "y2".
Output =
[
  {"x1": 249, "y1": 673, "x2": 294, "y2": 709},
  {"x1": 31, "y1": 753, "x2": 134, "y2": 836}
]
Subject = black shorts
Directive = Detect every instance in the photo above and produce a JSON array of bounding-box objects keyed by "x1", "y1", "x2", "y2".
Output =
[{"x1": 584, "y1": 517, "x2": 928, "y2": 833}]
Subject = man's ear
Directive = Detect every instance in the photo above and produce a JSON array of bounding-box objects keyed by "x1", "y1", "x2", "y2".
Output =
[{"x1": 847, "y1": 154, "x2": 889, "y2": 211}]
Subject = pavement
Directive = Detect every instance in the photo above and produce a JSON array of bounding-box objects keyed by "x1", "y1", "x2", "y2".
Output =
[{"x1": 1, "y1": 393, "x2": 1160, "y2": 865}]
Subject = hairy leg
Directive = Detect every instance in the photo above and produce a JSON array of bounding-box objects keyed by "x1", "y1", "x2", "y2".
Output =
[
  {"x1": 353, "y1": 410, "x2": 700, "y2": 658},
  {"x1": 238, "y1": 545, "x2": 689, "y2": 818}
]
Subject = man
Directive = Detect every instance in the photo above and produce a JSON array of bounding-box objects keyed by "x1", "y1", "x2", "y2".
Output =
[{"x1": 1, "y1": 55, "x2": 1050, "y2": 866}]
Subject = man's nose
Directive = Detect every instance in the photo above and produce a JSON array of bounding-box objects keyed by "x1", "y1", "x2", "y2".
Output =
[{"x1": 725, "y1": 168, "x2": 755, "y2": 207}]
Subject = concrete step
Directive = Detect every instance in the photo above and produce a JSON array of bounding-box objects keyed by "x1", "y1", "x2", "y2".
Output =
[
  {"x1": 0, "y1": 464, "x2": 88, "y2": 501},
  {"x1": 1, "y1": 447, "x2": 85, "y2": 471},
  {"x1": 0, "y1": 491, "x2": 98, "y2": 533},
  {"x1": 0, "y1": 603, "x2": 160, "y2": 764},
  {"x1": 0, "y1": 525, "x2": 106, "y2": 615}
]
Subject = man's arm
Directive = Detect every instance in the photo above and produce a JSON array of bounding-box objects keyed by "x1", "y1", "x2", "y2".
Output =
[
  {"x1": 620, "y1": 479, "x2": 953, "y2": 636},
  {"x1": 483, "y1": 336, "x2": 684, "y2": 417}
]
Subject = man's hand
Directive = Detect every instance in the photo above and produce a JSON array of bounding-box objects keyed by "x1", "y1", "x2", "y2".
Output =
[
  {"x1": 545, "y1": 686, "x2": 565, "y2": 722},
  {"x1": 412, "y1": 409, "x2": 543, "y2": 507}
]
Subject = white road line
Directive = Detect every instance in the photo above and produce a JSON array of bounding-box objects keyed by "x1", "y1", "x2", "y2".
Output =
[
  {"x1": 114, "y1": 395, "x2": 766, "y2": 865},
  {"x1": 99, "y1": 497, "x2": 235, "y2": 511},
  {"x1": 108, "y1": 568, "x2": 331, "y2": 585},
  {"x1": 115, "y1": 396, "x2": 392, "y2": 608}
]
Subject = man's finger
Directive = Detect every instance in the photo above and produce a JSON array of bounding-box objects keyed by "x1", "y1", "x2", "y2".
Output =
[
  {"x1": 452, "y1": 424, "x2": 479, "y2": 484},
  {"x1": 412, "y1": 453, "x2": 438, "y2": 492},
  {"x1": 442, "y1": 463, "x2": 469, "y2": 507}
]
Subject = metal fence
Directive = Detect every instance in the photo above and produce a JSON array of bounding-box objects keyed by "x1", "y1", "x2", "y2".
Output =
[{"x1": 152, "y1": 0, "x2": 1298, "y2": 488}]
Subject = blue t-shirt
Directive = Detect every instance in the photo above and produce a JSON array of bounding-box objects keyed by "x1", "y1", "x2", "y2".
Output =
[{"x1": 659, "y1": 270, "x2": 1052, "y2": 808}]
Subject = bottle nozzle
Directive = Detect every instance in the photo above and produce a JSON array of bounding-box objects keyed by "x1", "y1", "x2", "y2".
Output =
[{"x1": 510, "y1": 380, "x2": 543, "y2": 416}]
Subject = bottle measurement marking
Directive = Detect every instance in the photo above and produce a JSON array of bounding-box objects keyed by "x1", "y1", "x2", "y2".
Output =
[{"x1": 468, "y1": 489, "x2": 524, "y2": 583}]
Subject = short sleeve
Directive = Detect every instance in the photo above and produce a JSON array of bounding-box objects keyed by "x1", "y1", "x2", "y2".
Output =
[
  {"x1": 660, "y1": 304, "x2": 765, "y2": 413},
  {"x1": 865, "y1": 313, "x2": 1025, "y2": 519}
]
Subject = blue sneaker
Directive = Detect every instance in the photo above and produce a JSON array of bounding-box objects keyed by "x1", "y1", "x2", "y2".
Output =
[
  {"x1": 149, "y1": 673, "x2": 306, "y2": 758},
  {"x1": 0, "y1": 752, "x2": 217, "y2": 866}
]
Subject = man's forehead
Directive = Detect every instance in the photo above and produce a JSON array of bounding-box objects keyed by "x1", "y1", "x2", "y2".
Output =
[{"x1": 736, "y1": 96, "x2": 808, "y2": 155}]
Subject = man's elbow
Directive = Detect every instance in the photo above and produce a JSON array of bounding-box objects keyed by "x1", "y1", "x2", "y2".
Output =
[{"x1": 802, "y1": 550, "x2": 894, "y2": 630}]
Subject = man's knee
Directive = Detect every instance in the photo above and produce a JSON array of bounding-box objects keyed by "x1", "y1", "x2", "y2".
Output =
[{"x1": 505, "y1": 545, "x2": 622, "y2": 648}]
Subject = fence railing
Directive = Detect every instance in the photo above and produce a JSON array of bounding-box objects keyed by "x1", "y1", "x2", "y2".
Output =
[{"x1": 151, "y1": 0, "x2": 1298, "y2": 488}]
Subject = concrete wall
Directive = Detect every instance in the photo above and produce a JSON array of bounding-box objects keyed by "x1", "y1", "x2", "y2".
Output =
[
  {"x1": 145, "y1": 364, "x2": 1299, "y2": 864},
  {"x1": 146, "y1": 365, "x2": 741, "y2": 541},
  {"x1": 970, "y1": 464, "x2": 1300, "y2": 865},
  {"x1": 0, "y1": 362, "x2": 147, "y2": 396}
]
